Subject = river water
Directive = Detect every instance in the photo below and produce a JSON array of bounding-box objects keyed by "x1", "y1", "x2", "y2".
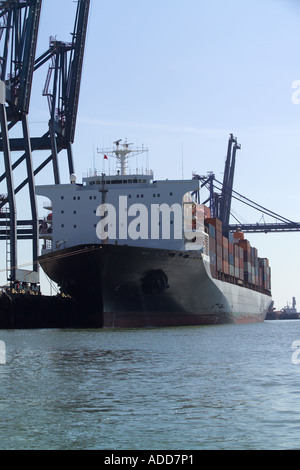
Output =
[{"x1": 0, "y1": 320, "x2": 300, "y2": 450}]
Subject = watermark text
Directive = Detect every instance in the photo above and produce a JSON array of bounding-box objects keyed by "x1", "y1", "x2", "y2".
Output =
[{"x1": 95, "y1": 196, "x2": 206, "y2": 250}]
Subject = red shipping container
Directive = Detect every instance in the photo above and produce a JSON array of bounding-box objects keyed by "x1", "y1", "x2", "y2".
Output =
[
  {"x1": 223, "y1": 236, "x2": 228, "y2": 249},
  {"x1": 233, "y1": 231, "x2": 244, "y2": 241},
  {"x1": 223, "y1": 260, "x2": 229, "y2": 275},
  {"x1": 205, "y1": 217, "x2": 222, "y2": 233}
]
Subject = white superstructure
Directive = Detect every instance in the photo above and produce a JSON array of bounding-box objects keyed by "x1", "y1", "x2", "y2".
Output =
[{"x1": 36, "y1": 141, "x2": 208, "y2": 255}]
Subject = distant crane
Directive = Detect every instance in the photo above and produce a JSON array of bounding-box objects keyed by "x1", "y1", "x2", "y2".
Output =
[{"x1": 196, "y1": 133, "x2": 300, "y2": 234}]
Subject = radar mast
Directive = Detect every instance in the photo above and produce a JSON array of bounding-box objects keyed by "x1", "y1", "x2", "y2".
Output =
[{"x1": 97, "y1": 139, "x2": 148, "y2": 175}]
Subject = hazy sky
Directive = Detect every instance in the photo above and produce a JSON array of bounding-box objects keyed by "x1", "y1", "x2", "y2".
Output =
[{"x1": 2, "y1": 0, "x2": 300, "y2": 310}]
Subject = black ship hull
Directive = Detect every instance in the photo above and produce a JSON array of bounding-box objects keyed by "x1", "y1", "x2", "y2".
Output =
[{"x1": 38, "y1": 244, "x2": 272, "y2": 328}]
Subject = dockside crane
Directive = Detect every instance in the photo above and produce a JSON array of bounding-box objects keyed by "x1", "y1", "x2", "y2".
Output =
[
  {"x1": 34, "y1": 0, "x2": 90, "y2": 182},
  {"x1": 0, "y1": 0, "x2": 90, "y2": 284},
  {"x1": 0, "y1": 0, "x2": 42, "y2": 282},
  {"x1": 198, "y1": 133, "x2": 300, "y2": 234}
]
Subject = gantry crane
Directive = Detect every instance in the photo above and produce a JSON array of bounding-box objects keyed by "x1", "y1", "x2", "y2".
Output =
[
  {"x1": 197, "y1": 133, "x2": 300, "y2": 234},
  {"x1": 0, "y1": 0, "x2": 42, "y2": 282},
  {"x1": 0, "y1": 0, "x2": 90, "y2": 283}
]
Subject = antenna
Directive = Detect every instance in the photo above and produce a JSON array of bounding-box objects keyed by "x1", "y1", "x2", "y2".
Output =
[
  {"x1": 97, "y1": 139, "x2": 148, "y2": 175},
  {"x1": 181, "y1": 143, "x2": 184, "y2": 179}
]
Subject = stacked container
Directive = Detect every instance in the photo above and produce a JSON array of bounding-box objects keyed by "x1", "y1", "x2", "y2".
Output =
[
  {"x1": 258, "y1": 258, "x2": 271, "y2": 291},
  {"x1": 222, "y1": 235, "x2": 229, "y2": 274},
  {"x1": 228, "y1": 232, "x2": 234, "y2": 276},
  {"x1": 205, "y1": 217, "x2": 223, "y2": 277},
  {"x1": 207, "y1": 222, "x2": 216, "y2": 278},
  {"x1": 236, "y1": 239, "x2": 251, "y2": 283},
  {"x1": 203, "y1": 212, "x2": 270, "y2": 294}
]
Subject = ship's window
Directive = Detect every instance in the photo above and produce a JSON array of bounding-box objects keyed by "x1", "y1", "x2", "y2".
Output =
[
  {"x1": 61, "y1": 210, "x2": 64, "y2": 214},
  {"x1": 77, "y1": 197, "x2": 80, "y2": 200},
  {"x1": 89, "y1": 196, "x2": 92, "y2": 200},
  {"x1": 94, "y1": 196, "x2": 96, "y2": 199},
  {"x1": 61, "y1": 224, "x2": 64, "y2": 227},
  {"x1": 141, "y1": 194, "x2": 144, "y2": 198},
  {"x1": 73, "y1": 211, "x2": 76, "y2": 214},
  {"x1": 93, "y1": 210, "x2": 96, "y2": 213},
  {"x1": 61, "y1": 196, "x2": 64, "y2": 200},
  {"x1": 128, "y1": 195, "x2": 131, "y2": 198},
  {"x1": 133, "y1": 179, "x2": 137, "y2": 183},
  {"x1": 106, "y1": 180, "x2": 110, "y2": 184},
  {"x1": 137, "y1": 194, "x2": 139, "y2": 198},
  {"x1": 157, "y1": 194, "x2": 160, "y2": 197},
  {"x1": 153, "y1": 194, "x2": 156, "y2": 197},
  {"x1": 128, "y1": 179, "x2": 132, "y2": 183},
  {"x1": 74, "y1": 225, "x2": 77, "y2": 228},
  {"x1": 170, "y1": 192, "x2": 173, "y2": 196},
  {"x1": 123, "y1": 180, "x2": 127, "y2": 184},
  {"x1": 73, "y1": 196, "x2": 76, "y2": 200}
]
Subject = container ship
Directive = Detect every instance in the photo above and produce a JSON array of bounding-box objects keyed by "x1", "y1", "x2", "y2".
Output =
[{"x1": 36, "y1": 140, "x2": 272, "y2": 328}]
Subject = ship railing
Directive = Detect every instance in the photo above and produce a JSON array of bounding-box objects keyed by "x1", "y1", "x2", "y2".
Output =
[
  {"x1": 41, "y1": 239, "x2": 52, "y2": 254},
  {"x1": 82, "y1": 169, "x2": 154, "y2": 178}
]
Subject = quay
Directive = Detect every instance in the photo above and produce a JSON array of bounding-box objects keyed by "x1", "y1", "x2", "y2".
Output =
[{"x1": 0, "y1": 289, "x2": 102, "y2": 329}]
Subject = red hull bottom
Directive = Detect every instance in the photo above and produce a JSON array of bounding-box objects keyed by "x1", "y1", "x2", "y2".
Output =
[{"x1": 103, "y1": 311, "x2": 265, "y2": 328}]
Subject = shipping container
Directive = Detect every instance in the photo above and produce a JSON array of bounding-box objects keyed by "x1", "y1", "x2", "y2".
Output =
[
  {"x1": 201, "y1": 204, "x2": 211, "y2": 219},
  {"x1": 258, "y1": 257, "x2": 269, "y2": 268},
  {"x1": 233, "y1": 231, "x2": 244, "y2": 242},
  {"x1": 216, "y1": 243, "x2": 222, "y2": 260},
  {"x1": 244, "y1": 261, "x2": 251, "y2": 275},
  {"x1": 209, "y1": 251, "x2": 216, "y2": 265},
  {"x1": 207, "y1": 223, "x2": 216, "y2": 239},
  {"x1": 216, "y1": 230, "x2": 223, "y2": 246},
  {"x1": 223, "y1": 260, "x2": 229, "y2": 275},
  {"x1": 209, "y1": 235, "x2": 216, "y2": 253},
  {"x1": 217, "y1": 256, "x2": 223, "y2": 272},
  {"x1": 205, "y1": 217, "x2": 222, "y2": 233},
  {"x1": 240, "y1": 240, "x2": 251, "y2": 263},
  {"x1": 223, "y1": 236, "x2": 228, "y2": 249}
]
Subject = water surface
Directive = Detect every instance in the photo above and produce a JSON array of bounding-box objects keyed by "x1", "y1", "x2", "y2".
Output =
[{"x1": 0, "y1": 320, "x2": 300, "y2": 449}]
